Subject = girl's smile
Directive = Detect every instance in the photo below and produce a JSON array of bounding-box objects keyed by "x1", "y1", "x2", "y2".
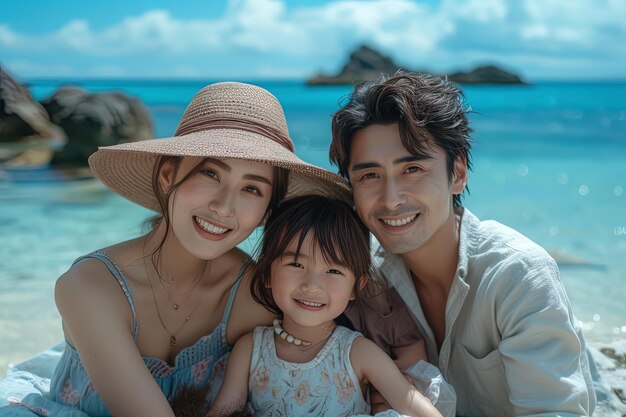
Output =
[
  {"x1": 294, "y1": 298, "x2": 325, "y2": 311},
  {"x1": 269, "y1": 232, "x2": 356, "y2": 336}
]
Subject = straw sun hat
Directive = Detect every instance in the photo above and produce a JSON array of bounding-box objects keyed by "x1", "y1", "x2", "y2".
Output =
[{"x1": 88, "y1": 82, "x2": 349, "y2": 212}]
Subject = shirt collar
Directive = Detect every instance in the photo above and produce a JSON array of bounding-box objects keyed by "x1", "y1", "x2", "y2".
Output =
[{"x1": 456, "y1": 207, "x2": 481, "y2": 283}]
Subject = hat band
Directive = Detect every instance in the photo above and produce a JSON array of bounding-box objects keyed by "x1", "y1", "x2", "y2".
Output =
[{"x1": 175, "y1": 115, "x2": 294, "y2": 152}]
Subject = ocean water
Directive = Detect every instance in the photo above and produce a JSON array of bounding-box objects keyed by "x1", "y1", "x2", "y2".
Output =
[{"x1": 1, "y1": 80, "x2": 625, "y2": 375}]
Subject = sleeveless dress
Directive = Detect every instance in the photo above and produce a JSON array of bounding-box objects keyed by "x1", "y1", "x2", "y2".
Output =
[
  {"x1": 247, "y1": 325, "x2": 369, "y2": 417},
  {"x1": 0, "y1": 251, "x2": 242, "y2": 417}
]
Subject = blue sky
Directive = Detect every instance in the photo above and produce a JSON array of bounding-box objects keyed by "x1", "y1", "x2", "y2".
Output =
[{"x1": 2, "y1": 0, "x2": 625, "y2": 81}]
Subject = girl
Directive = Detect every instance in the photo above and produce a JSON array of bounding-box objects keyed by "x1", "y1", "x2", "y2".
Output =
[
  {"x1": 1, "y1": 82, "x2": 347, "y2": 417},
  {"x1": 206, "y1": 195, "x2": 442, "y2": 417},
  {"x1": 340, "y1": 283, "x2": 429, "y2": 414}
]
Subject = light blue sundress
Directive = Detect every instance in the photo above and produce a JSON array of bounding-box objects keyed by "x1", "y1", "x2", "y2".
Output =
[
  {"x1": 0, "y1": 251, "x2": 242, "y2": 417},
  {"x1": 248, "y1": 325, "x2": 369, "y2": 417}
]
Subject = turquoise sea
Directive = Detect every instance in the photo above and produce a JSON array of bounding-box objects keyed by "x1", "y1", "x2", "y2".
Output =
[{"x1": 1, "y1": 80, "x2": 625, "y2": 375}]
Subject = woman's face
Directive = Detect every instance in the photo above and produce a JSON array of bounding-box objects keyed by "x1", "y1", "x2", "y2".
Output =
[{"x1": 162, "y1": 157, "x2": 274, "y2": 260}]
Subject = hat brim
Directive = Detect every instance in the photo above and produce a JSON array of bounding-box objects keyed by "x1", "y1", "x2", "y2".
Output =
[{"x1": 88, "y1": 128, "x2": 350, "y2": 212}]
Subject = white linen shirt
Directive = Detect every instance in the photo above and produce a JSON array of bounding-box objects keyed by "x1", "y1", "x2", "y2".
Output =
[{"x1": 375, "y1": 208, "x2": 596, "y2": 417}]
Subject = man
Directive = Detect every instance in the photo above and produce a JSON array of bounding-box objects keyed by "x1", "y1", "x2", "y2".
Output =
[{"x1": 330, "y1": 72, "x2": 596, "y2": 416}]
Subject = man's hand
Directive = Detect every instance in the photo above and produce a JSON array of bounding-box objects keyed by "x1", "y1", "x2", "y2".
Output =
[
  {"x1": 369, "y1": 372, "x2": 417, "y2": 415},
  {"x1": 369, "y1": 386, "x2": 391, "y2": 415}
]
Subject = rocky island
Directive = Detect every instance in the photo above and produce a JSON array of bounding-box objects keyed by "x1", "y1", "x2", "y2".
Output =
[
  {"x1": 0, "y1": 66, "x2": 153, "y2": 172},
  {"x1": 307, "y1": 45, "x2": 525, "y2": 86}
]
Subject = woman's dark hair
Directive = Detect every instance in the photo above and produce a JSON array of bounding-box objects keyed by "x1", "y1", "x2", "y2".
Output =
[
  {"x1": 144, "y1": 156, "x2": 289, "y2": 269},
  {"x1": 250, "y1": 194, "x2": 383, "y2": 315},
  {"x1": 330, "y1": 71, "x2": 473, "y2": 207}
]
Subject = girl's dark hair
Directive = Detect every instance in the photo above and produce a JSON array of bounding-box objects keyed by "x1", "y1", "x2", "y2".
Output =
[
  {"x1": 250, "y1": 194, "x2": 382, "y2": 315},
  {"x1": 330, "y1": 71, "x2": 473, "y2": 207},
  {"x1": 144, "y1": 156, "x2": 289, "y2": 269}
]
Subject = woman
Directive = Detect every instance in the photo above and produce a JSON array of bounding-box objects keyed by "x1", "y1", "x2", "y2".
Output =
[{"x1": 0, "y1": 82, "x2": 347, "y2": 417}]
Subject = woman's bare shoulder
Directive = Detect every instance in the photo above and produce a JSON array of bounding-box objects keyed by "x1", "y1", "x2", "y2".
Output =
[
  {"x1": 57, "y1": 255, "x2": 113, "y2": 289},
  {"x1": 55, "y1": 240, "x2": 144, "y2": 316},
  {"x1": 55, "y1": 250, "x2": 137, "y2": 344}
]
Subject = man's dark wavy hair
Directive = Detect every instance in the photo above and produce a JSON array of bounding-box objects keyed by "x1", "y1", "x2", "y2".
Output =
[{"x1": 330, "y1": 71, "x2": 473, "y2": 207}]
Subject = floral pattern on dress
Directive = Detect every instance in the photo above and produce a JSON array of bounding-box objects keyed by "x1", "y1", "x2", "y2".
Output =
[
  {"x1": 248, "y1": 326, "x2": 367, "y2": 417},
  {"x1": 205, "y1": 353, "x2": 229, "y2": 405},
  {"x1": 191, "y1": 355, "x2": 213, "y2": 384},
  {"x1": 334, "y1": 369, "x2": 356, "y2": 404},
  {"x1": 320, "y1": 369, "x2": 330, "y2": 385},
  {"x1": 59, "y1": 378, "x2": 80, "y2": 405},
  {"x1": 250, "y1": 365, "x2": 270, "y2": 394},
  {"x1": 145, "y1": 358, "x2": 174, "y2": 379},
  {"x1": 14, "y1": 403, "x2": 52, "y2": 416},
  {"x1": 294, "y1": 381, "x2": 310, "y2": 406}
]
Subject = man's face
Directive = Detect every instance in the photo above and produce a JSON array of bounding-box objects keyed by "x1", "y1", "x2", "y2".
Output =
[{"x1": 348, "y1": 123, "x2": 466, "y2": 255}]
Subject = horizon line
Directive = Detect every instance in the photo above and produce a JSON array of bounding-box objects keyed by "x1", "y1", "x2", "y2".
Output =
[{"x1": 20, "y1": 76, "x2": 626, "y2": 85}]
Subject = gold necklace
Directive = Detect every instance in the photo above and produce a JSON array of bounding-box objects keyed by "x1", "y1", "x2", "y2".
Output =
[
  {"x1": 156, "y1": 268, "x2": 205, "y2": 311},
  {"x1": 144, "y1": 257, "x2": 206, "y2": 347},
  {"x1": 150, "y1": 254, "x2": 206, "y2": 311}
]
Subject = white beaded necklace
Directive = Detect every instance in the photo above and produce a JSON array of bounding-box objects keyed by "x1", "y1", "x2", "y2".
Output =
[
  {"x1": 272, "y1": 319, "x2": 335, "y2": 353},
  {"x1": 273, "y1": 319, "x2": 311, "y2": 346}
]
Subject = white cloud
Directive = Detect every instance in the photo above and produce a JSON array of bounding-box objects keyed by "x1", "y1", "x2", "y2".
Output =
[
  {"x1": 447, "y1": 0, "x2": 507, "y2": 22},
  {"x1": 55, "y1": 20, "x2": 95, "y2": 51},
  {"x1": 51, "y1": 11, "x2": 225, "y2": 55},
  {"x1": 0, "y1": 0, "x2": 450, "y2": 57},
  {"x1": 4, "y1": 59, "x2": 78, "y2": 77},
  {"x1": 0, "y1": 25, "x2": 19, "y2": 46},
  {"x1": 226, "y1": 0, "x2": 307, "y2": 53},
  {"x1": 521, "y1": 24, "x2": 548, "y2": 40},
  {"x1": 287, "y1": 0, "x2": 453, "y2": 59},
  {"x1": 522, "y1": 0, "x2": 626, "y2": 47},
  {"x1": 1, "y1": 0, "x2": 625, "y2": 79}
]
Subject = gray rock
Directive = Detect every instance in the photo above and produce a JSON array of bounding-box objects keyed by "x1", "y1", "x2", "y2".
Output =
[
  {"x1": 448, "y1": 65, "x2": 525, "y2": 85},
  {"x1": 0, "y1": 66, "x2": 66, "y2": 166},
  {"x1": 307, "y1": 45, "x2": 525, "y2": 86},
  {"x1": 548, "y1": 249, "x2": 607, "y2": 271},
  {"x1": 42, "y1": 86, "x2": 153, "y2": 167},
  {"x1": 589, "y1": 340, "x2": 626, "y2": 417},
  {"x1": 308, "y1": 45, "x2": 401, "y2": 85}
]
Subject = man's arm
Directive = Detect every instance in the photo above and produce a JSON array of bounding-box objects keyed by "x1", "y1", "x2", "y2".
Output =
[
  {"x1": 497, "y1": 258, "x2": 594, "y2": 416},
  {"x1": 351, "y1": 337, "x2": 443, "y2": 417},
  {"x1": 393, "y1": 340, "x2": 427, "y2": 370}
]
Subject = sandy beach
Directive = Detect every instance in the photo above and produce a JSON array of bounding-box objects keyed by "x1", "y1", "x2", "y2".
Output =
[{"x1": 589, "y1": 340, "x2": 626, "y2": 416}]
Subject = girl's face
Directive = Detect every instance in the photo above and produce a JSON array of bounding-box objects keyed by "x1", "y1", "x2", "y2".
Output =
[
  {"x1": 162, "y1": 157, "x2": 274, "y2": 260},
  {"x1": 269, "y1": 232, "x2": 357, "y2": 329}
]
